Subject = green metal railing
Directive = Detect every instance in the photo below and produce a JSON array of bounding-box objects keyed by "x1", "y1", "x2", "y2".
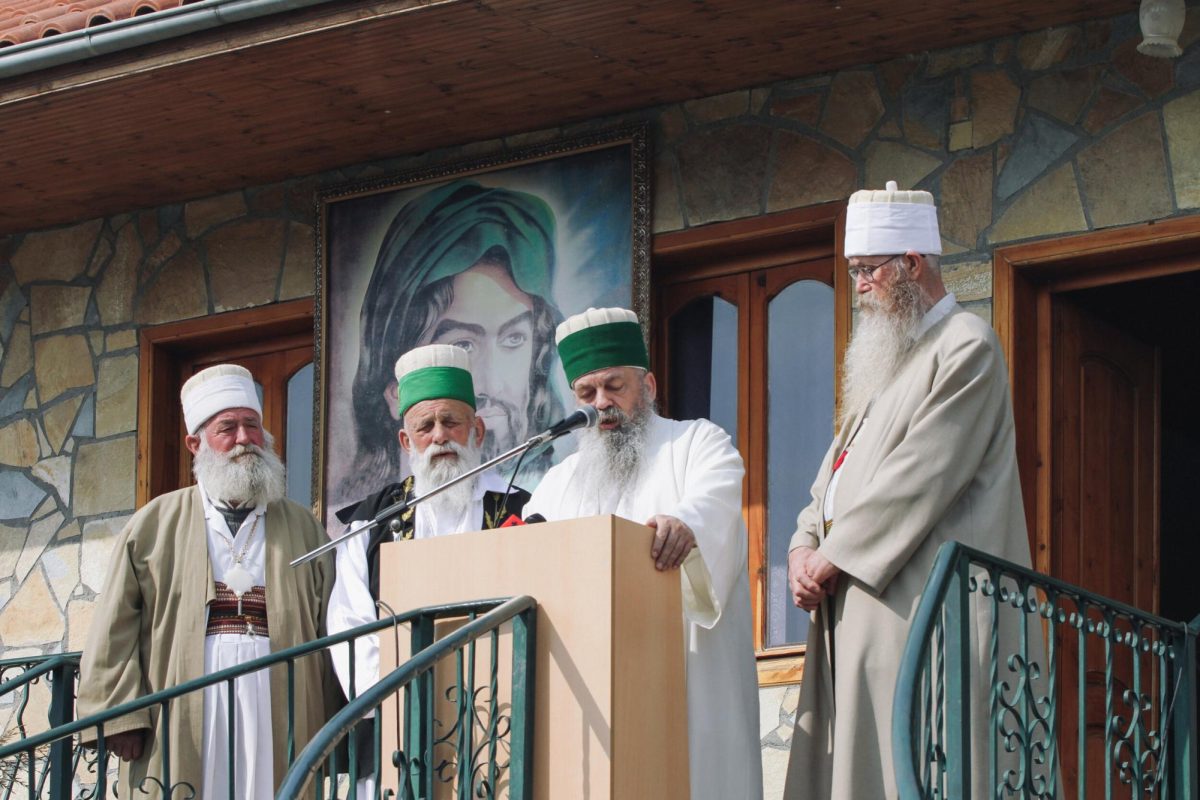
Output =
[
  {"x1": 0, "y1": 596, "x2": 536, "y2": 799},
  {"x1": 894, "y1": 541, "x2": 1199, "y2": 799},
  {"x1": 277, "y1": 594, "x2": 536, "y2": 799}
]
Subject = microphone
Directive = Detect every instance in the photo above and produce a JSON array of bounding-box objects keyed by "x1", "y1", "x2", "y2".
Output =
[{"x1": 528, "y1": 405, "x2": 600, "y2": 445}]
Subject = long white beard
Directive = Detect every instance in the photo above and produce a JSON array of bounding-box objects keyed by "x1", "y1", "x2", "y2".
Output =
[
  {"x1": 573, "y1": 383, "x2": 655, "y2": 503},
  {"x1": 840, "y1": 276, "x2": 931, "y2": 425},
  {"x1": 193, "y1": 431, "x2": 287, "y2": 507},
  {"x1": 409, "y1": 438, "x2": 482, "y2": 518}
]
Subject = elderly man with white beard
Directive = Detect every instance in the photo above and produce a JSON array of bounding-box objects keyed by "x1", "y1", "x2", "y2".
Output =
[
  {"x1": 783, "y1": 182, "x2": 1034, "y2": 798},
  {"x1": 524, "y1": 307, "x2": 762, "y2": 800},
  {"x1": 326, "y1": 343, "x2": 531, "y2": 792},
  {"x1": 77, "y1": 364, "x2": 335, "y2": 800}
]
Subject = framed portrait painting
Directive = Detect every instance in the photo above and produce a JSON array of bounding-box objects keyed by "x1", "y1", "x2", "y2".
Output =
[{"x1": 314, "y1": 125, "x2": 649, "y2": 530}]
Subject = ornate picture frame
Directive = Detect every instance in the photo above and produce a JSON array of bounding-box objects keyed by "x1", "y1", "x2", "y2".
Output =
[{"x1": 313, "y1": 125, "x2": 649, "y2": 528}]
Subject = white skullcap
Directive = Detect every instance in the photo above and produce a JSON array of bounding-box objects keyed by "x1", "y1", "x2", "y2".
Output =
[
  {"x1": 844, "y1": 180, "x2": 942, "y2": 257},
  {"x1": 394, "y1": 343, "x2": 472, "y2": 383},
  {"x1": 180, "y1": 364, "x2": 261, "y2": 434},
  {"x1": 554, "y1": 306, "x2": 639, "y2": 344}
]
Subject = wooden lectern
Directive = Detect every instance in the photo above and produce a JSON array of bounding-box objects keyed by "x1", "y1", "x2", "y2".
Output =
[{"x1": 378, "y1": 514, "x2": 690, "y2": 799}]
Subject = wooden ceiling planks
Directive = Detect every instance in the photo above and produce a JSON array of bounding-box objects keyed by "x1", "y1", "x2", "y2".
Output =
[{"x1": 0, "y1": 0, "x2": 1136, "y2": 235}]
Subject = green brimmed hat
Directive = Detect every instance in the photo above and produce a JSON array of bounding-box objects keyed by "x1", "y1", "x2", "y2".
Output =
[
  {"x1": 394, "y1": 344, "x2": 476, "y2": 417},
  {"x1": 555, "y1": 307, "x2": 650, "y2": 387}
]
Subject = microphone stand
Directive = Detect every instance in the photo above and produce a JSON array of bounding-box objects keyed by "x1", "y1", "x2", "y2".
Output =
[{"x1": 290, "y1": 427, "x2": 566, "y2": 568}]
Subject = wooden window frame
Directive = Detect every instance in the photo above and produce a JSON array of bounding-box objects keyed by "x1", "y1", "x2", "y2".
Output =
[
  {"x1": 136, "y1": 298, "x2": 314, "y2": 507},
  {"x1": 651, "y1": 204, "x2": 850, "y2": 685}
]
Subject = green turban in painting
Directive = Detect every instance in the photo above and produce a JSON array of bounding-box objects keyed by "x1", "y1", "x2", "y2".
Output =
[{"x1": 349, "y1": 178, "x2": 561, "y2": 490}]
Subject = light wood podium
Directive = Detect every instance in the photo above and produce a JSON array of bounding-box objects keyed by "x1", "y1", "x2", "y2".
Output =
[{"x1": 378, "y1": 514, "x2": 689, "y2": 799}]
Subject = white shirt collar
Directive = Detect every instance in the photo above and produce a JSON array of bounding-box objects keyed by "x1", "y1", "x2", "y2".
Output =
[
  {"x1": 196, "y1": 481, "x2": 266, "y2": 526},
  {"x1": 917, "y1": 292, "x2": 957, "y2": 339}
]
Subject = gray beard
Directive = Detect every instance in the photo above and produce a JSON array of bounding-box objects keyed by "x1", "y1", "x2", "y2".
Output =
[
  {"x1": 193, "y1": 431, "x2": 287, "y2": 508},
  {"x1": 840, "y1": 277, "x2": 932, "y2": 426},
  {"x1": 409, "y1": 439, "x2": 482, "y2": 519},
  {"x1": 573, "y1": 385, "x2": 655, "y2": 502}
]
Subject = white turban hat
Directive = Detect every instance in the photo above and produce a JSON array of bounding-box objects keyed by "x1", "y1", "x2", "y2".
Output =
[
  {"x1": 844, "y1": 180, "x2": 942, "y2": 258},
  {"x1": 180, "y1": 364, "x2": 261, "y2": 434}
]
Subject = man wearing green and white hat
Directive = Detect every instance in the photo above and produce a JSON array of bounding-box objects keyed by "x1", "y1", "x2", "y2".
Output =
[
  {"x1": 526, "y1": 308, "x2": 762, "y2": 800},
  {"x1": 783, "y1": 181, "x2": 1034, "y2": 798},
  {"x1": 327, "y1": 343, "x2": 531, "y2": 789}
]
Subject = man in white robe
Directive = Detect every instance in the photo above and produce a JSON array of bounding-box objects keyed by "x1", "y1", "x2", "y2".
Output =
[
  {"x1": 78, "y1": 364, "x2": 335, "y2": 799},
  {"x1": 784, "y1": 182, "x2": 1036, "y2": 798},
  {"x1": 326, "y1": 344, "x2": 530, "y2": 795},
  {"x1": 525, "y1": 307, "x2": 762, "y2": 800}
]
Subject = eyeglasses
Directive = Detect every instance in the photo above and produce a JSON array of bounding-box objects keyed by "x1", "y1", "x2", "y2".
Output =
[{"x1": 847, "y1": 255, "x2": 901, "y2": 283}]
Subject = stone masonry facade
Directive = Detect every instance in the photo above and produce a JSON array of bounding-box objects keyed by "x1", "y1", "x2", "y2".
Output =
[{"x1": 2, "y1": 5, "x2": 1200, "y2": 795}]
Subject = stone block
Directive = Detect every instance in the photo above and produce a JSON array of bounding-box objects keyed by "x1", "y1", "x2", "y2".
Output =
[
  {"x1": 767, "y1": 132, "x2": 857, "y2": 212},
  {"x1": 948, "y1": 121, "x2": 973, "y2": 151},
  {"x1": 9, "y1": 219, "x2": 102, "y2": 285},
  {"x1": 15, "y1": 511, "x2": 60, "y2": 584},
  {"x1": 105, "y1": 329, "x2": 137, "y2": 352},
  {"x1": 56, "y1": 519, "x2": 80, "y2": 540},
  {"x1": 821, "y1": 71, "x2": 884, "y2": 149},
  {"x1": 134, "y1": 247, "x2": 209, "y2": 325},
  {"x1": 1027, "y1": 67, "x2": 1102, "y2": 125},
  {"x1": 996, "y1": 116, "x2": 1079, "y2": 200},
  {"x1": 1085, "y1": 19, "x2": 1113, "y2": 51},
  {"x1": 41, "y1": 538, "x2": 79, "y2": 609},
  {"x1": 0, "y1": 322, "x2": 31, "y2": 389},
  {"x1": 684, "y1": 90, "x2": 750, "y2": 124},
  {"x1": 206, "y1": 219, "x2": 288, "y2": 311},
  {"x1": 138, "y1": 210, "x2": 160, "y2": 250},
  {"x1": 140, "y1": 233, "x2": 182, "y2": 287},
  {"x1": 248, "y1": 185, "x2": 288, "y2": 216},
  {"x1": 762, "y1": 742, "x2": 790, "y2": 800},
  {"x1": 1083, "y1": 86, "x2": 1143, "y2": 134},
  {"x1": 0, "y1": 418, "x2": 39, "y2": 467},
  {"x1": 902, "y1": 78, "x2": 951, "y2": 150},
  {"x1": 0, "y1": 377, "x2": 33, "y2": 423},
  {"x1": 1164, "y1": 90, "x2": 1200, "y2": 208},
  {"x1": 0, "y1": 278, "x2": 25, "y2": 343},
  {"x1": 759, "y1": 685, "x2": 787, "y2": 738},
  {"x1": 95, "y1": 354, "x2": 138, "y2": 437},
  {"x1": 770, "y1": 93, "x2": 823, "y2": 127},
  {"x1": 1113, "y1": 36, "x2": 1174, "y2": 98},
  {"x1": 72, "y1": 394, "x2": 94, "y2": 439},
  {"x1": 877, "y1": 118, "x2": 903, "y2": 139},
  {"x1": 864, "y1": 141, "x2": 940, "y2": 192},
  {"x1": 0, "y1": 568, "x2": 64, "y2": 648},
  {"x1": 184, "y1": 191, "x2": 248, "y2": 238},
  {"x1": 751, "y1": 87, "x2": 770, "y2": 114},
  {"x1": 677, "y1": 126, "x2": 771, "y2": 226},
  {"x1": 81, "y1": 514, "x2": 128, "y2": 594},
  {"x1": 279, "y1": 222, "x2": 316, "y2": 302},
  {"x1": 72, "y1": 437, "x2": 136, "y2": 517},
  {"x1": 926, "y1": 43, "x2": 986, "y2": 77},
  {"x1": 0, "y1": 522, "x2": 24, "y2": 577},
  {"x1": 656, "y1": 106, "x2": 687, "y2": 143},
  {"x1": 1176, "y1": 46, "x2": 1200, "y2": 90},
  {"x1": 962, "y1": 300, "x2": 993, "y2": 324},
  {"x1": 971, "y1": 70, "x2": 1020, "y2": 148},
  {"x1": 32, "y1": 334, "x2": 94, "y2": 404},
  {"x1": 67, "y1": 597, "x2": 96, "y2": 653},
  {"x1": 87, "y1": 236, "x2": 112, "y2": 279},
  {"x1": 96, "y1": 224, "x2": 141, "y2": 326},
  {"x1": 878, "y1": 57, "x2": 920, "y2": 99},
  {"x1": 41, "y1": 395, "x2": 83, "y2": 454},
  {"x1": 1017, "y1": 27, "x2": 1081, "y2": 71},
  {"x1": 30, "y1": 285, "x2": 91, "y2": 335},
  {"x1": 942, "y1": 259, "x2": 993, "y2": 303},
  {"x1": 1077, "y1": 112, "x2": 1172, "y2": 228},
  {"x1": 992, "y1": 37, "x2": 1015, "y2": 64},
  {"x1": 989, "y1": 164, "x2": 1086, "y2": 244},
  {"x1": 653, "y1": 154, "x2": 684, "y2": 234}
]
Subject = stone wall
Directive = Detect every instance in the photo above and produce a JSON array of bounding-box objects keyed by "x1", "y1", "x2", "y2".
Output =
[{"x1": 2, "y1": 4, "x2": 1200, "y2": 794}]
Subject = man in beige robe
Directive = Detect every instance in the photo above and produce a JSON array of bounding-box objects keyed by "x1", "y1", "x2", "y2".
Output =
[
  {"x1": 784, "y1": 182, "x2": 1035, "y2": 798},
  {"x1": 77, "y1": 364, "x2": 335, "y2": 799}
]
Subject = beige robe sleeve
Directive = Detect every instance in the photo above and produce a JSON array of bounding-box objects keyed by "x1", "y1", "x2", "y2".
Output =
[
  {"x1": 818, "y1": 331, "x2": 1007, "y2": 594},
  {"x1": 76, "y1": 518, "x2": 153, "y2": 743}
]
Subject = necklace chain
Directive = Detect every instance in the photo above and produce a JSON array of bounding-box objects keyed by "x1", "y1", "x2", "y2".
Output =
[{"x1": 219, "y1": 511, "x2": 260, "y2": 567}]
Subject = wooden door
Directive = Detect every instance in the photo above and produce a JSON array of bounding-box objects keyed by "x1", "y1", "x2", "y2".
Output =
[{"x1": 1052, "y1": 296, "x2": 1160, "y2": 796}]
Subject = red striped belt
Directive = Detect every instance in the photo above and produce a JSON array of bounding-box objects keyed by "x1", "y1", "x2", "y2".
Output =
[{"x1": 206, "y1": 582, "x2": 269, "y2": 637}]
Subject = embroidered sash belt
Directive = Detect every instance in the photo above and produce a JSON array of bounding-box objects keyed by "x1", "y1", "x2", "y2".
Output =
[{"x1": 206, "y1": 582, "x2": 269, "y2": 637}]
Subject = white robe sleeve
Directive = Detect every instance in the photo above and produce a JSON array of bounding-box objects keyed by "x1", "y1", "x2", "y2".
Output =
[
  {"x1": 661, "y1": 420, "x2": 747, "y2": 630},
  {"x1": 325, "y1": 528, "x2": 380, "y2": 702}
]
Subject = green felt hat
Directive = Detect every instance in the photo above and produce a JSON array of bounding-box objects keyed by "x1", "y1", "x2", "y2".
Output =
[
  {"x1": 394, "y1": 344, "x2": 476, "y2": 417},
  {"x1": 555, "y1": 307, "x2": 649, "y2": 387}
]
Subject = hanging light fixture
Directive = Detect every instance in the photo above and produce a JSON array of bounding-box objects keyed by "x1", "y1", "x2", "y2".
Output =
[{"x1": 1138, "y1": 0, "x2": 1186, "y2": 58}]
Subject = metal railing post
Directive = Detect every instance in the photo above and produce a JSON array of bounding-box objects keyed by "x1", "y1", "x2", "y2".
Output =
[
  {"x1": 46, "y1": 659, "x2": 75, "y2": 799},
  {"x1": 509, "y1": 605, "x2": 537, "y2": 800},
  {"x1": 1173, "y1": 615, "x2": 1199, "y2": 798},
  {"x1": 406, "y1": 612, "x2": 435, "y2": 797},
  {"x1": 943, "y1": 556, "x2": 972, "y2": 798}
]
